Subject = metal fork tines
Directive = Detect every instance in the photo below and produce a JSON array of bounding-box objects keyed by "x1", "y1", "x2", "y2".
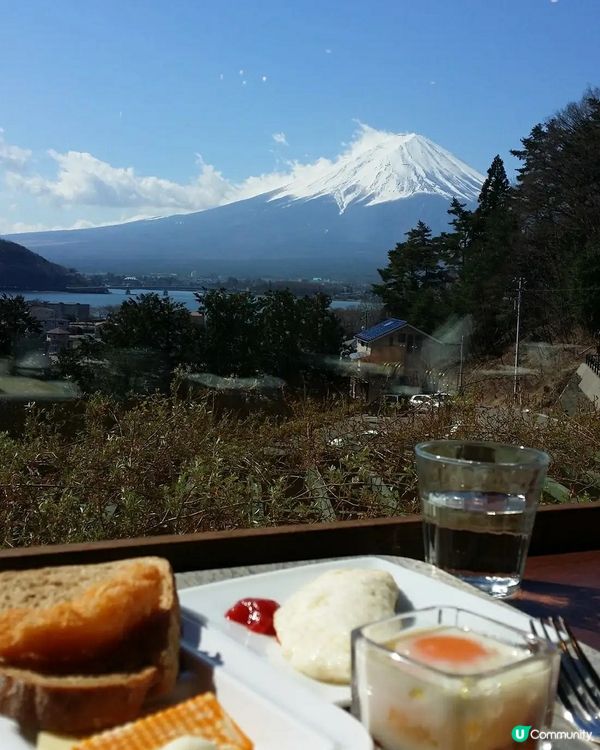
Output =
[{"x1": 531, "y1": 616, "x2": 600, "y2": 741}]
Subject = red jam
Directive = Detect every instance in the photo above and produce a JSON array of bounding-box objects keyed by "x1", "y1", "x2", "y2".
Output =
[{"x1": 225, "y1": 598, "x2": 280, "y2": 636}]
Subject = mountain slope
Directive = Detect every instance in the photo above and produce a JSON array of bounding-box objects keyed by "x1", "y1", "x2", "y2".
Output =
[
  {"x1": 272, "y1": 129, "x2": 483, "y2": 211},
  {"x1": 0, "y1": 238, "x2": 88, "y2": 290},
  {"x1": 6, "y1": 129, "x2": 485, "y2": 279}
]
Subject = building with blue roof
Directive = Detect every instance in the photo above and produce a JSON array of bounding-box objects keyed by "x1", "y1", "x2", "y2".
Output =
[
  {"x1": 354, "y1": 317, "x2": 441, "y2": 363},
  {"x1": 349, "y1": 317, "x2": 454, "y2": 399}
]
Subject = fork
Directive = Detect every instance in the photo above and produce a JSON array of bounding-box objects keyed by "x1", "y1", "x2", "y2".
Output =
[{"x1": 531, "y1": 616, "x2": 600, "y2": 743}]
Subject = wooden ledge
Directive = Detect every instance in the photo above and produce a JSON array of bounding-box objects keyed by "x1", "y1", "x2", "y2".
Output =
[{"x1": 0, "y1": 502, "x2": 598, "y2": 573}]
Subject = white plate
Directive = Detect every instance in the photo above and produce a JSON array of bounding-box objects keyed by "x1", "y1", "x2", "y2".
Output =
[
  {"x1": 0, "y1": 636, "x2": 372, "y2": 750},
  {"x1": 179, "y1": 555, "x2": 533, "y2": 705}
]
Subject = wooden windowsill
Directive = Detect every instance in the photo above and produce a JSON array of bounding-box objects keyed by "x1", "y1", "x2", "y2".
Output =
[{"x1": 0, "y1": 501, "x2": 598, "y2": 573}]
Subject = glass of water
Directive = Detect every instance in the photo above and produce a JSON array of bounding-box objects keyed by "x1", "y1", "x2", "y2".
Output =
[{"x1": 415, "y1": 440, "x2": 550, "y2": 598}]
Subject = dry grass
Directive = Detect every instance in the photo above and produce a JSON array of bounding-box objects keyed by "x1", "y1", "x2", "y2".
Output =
[{"x1": 0, "y1": 393, "x2": 597, "y2": 548}]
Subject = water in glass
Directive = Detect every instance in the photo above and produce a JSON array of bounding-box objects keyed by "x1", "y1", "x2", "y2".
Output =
[{"x1": 422, "y1": 490, "x2": 535, "y2": 598}]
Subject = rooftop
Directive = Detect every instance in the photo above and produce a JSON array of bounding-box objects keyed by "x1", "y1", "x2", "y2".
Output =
[{"x1": 355, "y1": 318, "x2": 407, "y2": 343}]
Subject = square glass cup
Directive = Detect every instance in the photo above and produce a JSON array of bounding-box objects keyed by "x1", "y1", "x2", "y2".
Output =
[
  {"x1": 415, "y1": 440, "x2": 550, "y2": 598},
  {"x1": 352, "y1": 607, "x2": 559, "y2": 750}
]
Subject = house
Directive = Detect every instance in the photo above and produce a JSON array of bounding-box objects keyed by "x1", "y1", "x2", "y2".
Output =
[
  {"x1": 354, "y1": 318, "x2": 432, "y2": 363},
  {"x1": 46, "y1": 323, "x2": 98, "y2": 356},
  {"x1": 349, "y1": 318, "x2": 458, "y2": 401}
]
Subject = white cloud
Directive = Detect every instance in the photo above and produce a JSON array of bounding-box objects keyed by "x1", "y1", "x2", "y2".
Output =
[
  {"x1": 239, "y1": 69, "x2": 244, "y2": 76},
  {"x1": 4, "y1": 144, "x2": 293, "y2": 225},
  {"x1": 0, "y1": 219, "x2": 50, "y2": 233},
  {"x1": 234, "y1": 169, "x2": 290, "y2": 199},
  {"x1": 7, "y1": 149, "x2": 235, "y2": 213},
  {"x1": 272, "y1": 132, "x2": 288, "y2": 146},
  {"x1": 261, "y1": 75, "x2": 267, "y2": 82},
  {"x1": 0, "y1": 129, "x2": 32, "y2": 173},
  {"x1": 69, "y1": 219, "x2": 99, "y2": 229},
  {"x1": 2, "y1": 122, "x2": 414, "y2": 231},
  {"x1": 325, "y1": 48, "x2": 332, "y2": 54}
]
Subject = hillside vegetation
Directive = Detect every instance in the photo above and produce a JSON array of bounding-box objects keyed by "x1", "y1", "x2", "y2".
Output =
[
  {"x1": 0, "y1": 393, "x2": 595, "y2": 548},
  {"x1": 0, "y1": 238, "x2": 88, "y2": 290}
]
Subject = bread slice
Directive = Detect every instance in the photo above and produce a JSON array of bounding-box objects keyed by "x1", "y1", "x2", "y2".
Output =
[{"x1": 0, "y1": 557, "x2": 180, "y2": 733}]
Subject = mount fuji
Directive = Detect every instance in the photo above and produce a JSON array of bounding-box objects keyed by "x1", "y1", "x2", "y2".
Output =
[{"x1": 6, "y1": 130, "x2": 484, "y2": 279}]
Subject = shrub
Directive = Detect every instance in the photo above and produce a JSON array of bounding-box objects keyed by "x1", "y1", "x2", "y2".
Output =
[{"x1": 0, "y1": 394, "x2": 595, "y2": 547}]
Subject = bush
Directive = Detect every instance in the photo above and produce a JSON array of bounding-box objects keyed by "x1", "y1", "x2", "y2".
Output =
[{"x1": 0, "y1": 395, "x2": 595, "y2": 548}]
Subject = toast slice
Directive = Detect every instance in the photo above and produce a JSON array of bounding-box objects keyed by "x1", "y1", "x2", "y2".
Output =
[{"x1": 0, "y1": 557, "x2": 180, "y2": 733}]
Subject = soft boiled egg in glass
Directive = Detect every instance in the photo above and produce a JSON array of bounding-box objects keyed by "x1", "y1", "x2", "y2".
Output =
[{"x1": 351, "y1": 607, "x2": 559, "y2": 750}]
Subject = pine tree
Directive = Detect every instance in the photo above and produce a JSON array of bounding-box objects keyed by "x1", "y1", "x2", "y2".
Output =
[
  {"x1": 442, "y1": 198, "x2": 474, "y2": 279},
  {"x1": 458, "y1": 156, "x2": 518, "y2": 353},
  {"x1": 476, "y1": 155, "x2": 510, "y2": 218},
  {"x1": 511, "y1": 89, "x2": 600, "y2": 336},
  {"x1": 373, "y1": 221, "x2": 449, "y2": 332}
]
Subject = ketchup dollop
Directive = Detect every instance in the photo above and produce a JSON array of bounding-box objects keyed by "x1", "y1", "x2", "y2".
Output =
[{"x1": 225, "y1": 598, "x2": 280, "y2": 636}]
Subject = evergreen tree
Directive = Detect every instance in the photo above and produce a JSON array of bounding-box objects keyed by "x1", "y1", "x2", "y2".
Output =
[
  {"x1": 259, "y1": 289, "x2": 303, "y2": 377},
  {"x1": 297, "y1": 292, "x2": 344, "y2": 355},
  {"x1": 373, "y1": 221, "x2": 449, "y2": 332},
  {"x1": 201, "y1": 289, "x2": 343, "y2": 379},
  {"x1": 201, "y1": 290, "x2": 262, "y2": 377},
  {"x1": 0, "y1": 294, "x2": 42, "y2": 357},
  {"x1": 511, "y1": 89, "x2": 600, "y2": 335},
  {"x1": 457, "y1": 156, "x2": 519, "y2": 353},
  {"x1": 476, "y1": 155, "x2": 510, "y2": 218},
  {"x1": 57, "y1": 293, "x2": 203, "y2": 395},
  {"x1": 443, "y1": 198, "x2": 474, "y2": 277},
  {"x1": 100, "y1": 292, "x2": 203, "y2": 366}
]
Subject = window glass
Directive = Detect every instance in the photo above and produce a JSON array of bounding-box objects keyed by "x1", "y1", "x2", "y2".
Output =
[{"x1": 0, "y1": 2, "x2": 597, "y2": 548}]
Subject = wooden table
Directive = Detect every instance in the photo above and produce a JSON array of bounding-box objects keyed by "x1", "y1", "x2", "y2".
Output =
[{"x1": 513, "y1": 550, "x2": 600, "y2": 650}]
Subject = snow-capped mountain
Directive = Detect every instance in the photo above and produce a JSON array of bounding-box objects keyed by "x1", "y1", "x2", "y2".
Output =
[
  {"x1": 6, "y1": 129, "x2": 485, "y2": 278},
  {"x1": 271, "y1": 128, "x2": 483, "y2": 212}
]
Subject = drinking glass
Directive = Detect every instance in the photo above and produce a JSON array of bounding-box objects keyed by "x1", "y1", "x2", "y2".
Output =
[
  {"x1": 415, "y1": 440, "x2": 550, "y2": 598},
  {"x1": 352, "y1": 607, "x2": 559, "y2": 750}
]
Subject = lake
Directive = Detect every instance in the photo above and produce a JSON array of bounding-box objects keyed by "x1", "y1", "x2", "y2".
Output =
[{"x1": 11, "y1": 289, "x2": 369, "y2": 312}]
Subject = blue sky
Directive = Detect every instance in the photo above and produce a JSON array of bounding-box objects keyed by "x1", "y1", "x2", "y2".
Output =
[{"x1": 1, "y1": 0, "x2": 598, "y2": 232}]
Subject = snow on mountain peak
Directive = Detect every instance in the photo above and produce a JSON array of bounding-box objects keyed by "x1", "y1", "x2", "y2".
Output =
[{"x1": 271, "y1": 124, "x2": 484, "y2": 213}]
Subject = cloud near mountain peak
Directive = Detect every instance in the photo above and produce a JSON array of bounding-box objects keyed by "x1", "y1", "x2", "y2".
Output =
[{"x1": 1, "y1": 124, "x2": 478, "y2": 232}]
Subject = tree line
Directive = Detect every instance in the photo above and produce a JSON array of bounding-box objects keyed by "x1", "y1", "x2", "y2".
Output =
[
  {"x1": 374, "y1": 89, "x2": 600, "y2": 354},
  {"x1": 53, "y1": 289, "x2": 344, "y2": 395}
]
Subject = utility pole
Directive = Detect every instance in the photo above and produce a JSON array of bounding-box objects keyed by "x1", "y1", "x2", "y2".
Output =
[
  {"x1": 513, "y1": 277, "x2": 523, "y2": 401},
  {"x1": 458, "y1": 335, "x2": 464, "y2": 392}
]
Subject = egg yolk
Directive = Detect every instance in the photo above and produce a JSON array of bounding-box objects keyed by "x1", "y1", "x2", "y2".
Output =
[{"x1": 412, "y1": 634, "x2": 490, "y2": 664}]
